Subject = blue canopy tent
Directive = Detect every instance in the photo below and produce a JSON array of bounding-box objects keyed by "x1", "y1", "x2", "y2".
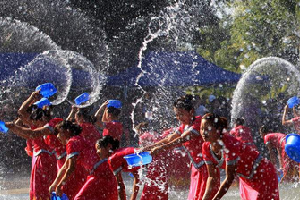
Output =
[{"x1": 107, "y1": 51, "x2": 242, "y2": 86}]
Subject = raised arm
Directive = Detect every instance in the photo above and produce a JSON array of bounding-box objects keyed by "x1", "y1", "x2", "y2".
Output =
[
  {"x1": 18, "y1": 91, "x2": 41, "y2": 123},
  {"x1": 94, "y1": 101, "x2": 108, "y2": 128},
  {"x1": 282, "y1": 105, "x2": 293, "y2": 126},
  {"x1": 5, "y1": 122, "x2": 53, "y2": 140},
  {"x1": 66, "y1": 106, "x2": 79, "y2": 122}
]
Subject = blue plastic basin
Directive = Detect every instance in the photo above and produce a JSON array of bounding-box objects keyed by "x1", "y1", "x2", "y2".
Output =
[
  {"x1": 124, "y1": 152, "x2": 152, "y2": 167},
  {"x1": 285, "y1": 134, "x2": 300, "y2": 163},
  {"x1": 287, "y1": 96, "x2": 299, "y2": 109}
]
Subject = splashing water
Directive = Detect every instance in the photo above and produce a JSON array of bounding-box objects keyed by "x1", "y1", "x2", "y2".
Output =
[
  {"x1": 0, "y1": 17, "x2": 59, "y2": 52},
  {"x1": 65, "y1": 51, "x2": 106, "y2": 108},
  {"x1": 231, "y1": 57, "x2": 300, "y2": 122}
]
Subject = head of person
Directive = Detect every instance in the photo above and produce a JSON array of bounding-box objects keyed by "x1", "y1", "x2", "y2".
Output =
[
  {"x1": 75, "y1": 107, "x2": 94, "y2": 124},
  {"x1": 201, "y1": 113, "x2": 228, "y2": 143},
  {"x1": 103, "y1": 100, "x2": 122, "y2": 121},
  {"x1": 29, "y1": 105, "x2": 53, "y2": 127},
  {"x1": 235, "y1": 118, "x2": 245, "y2": 127},
  {"x1": 95, "y1": 135, "x2": 120, "y2": 158},
  {"x1": 259, "y1": 125, "x2": 270, "y2": 138},
  {"x1": 55, "y1": 120, "x2": 82, "y2": 145},
  {"x1": 173, "y1": 94, "x2": 194, "y2": 125}
]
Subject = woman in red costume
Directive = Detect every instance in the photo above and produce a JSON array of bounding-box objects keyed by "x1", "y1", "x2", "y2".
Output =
[
  {"x1": 6, "y1": 91, "x2": 57, "y2": 200},
  {"x1": 51, "y1": 120, "x2": 118, "y2": 200},
  {"x1": 201, "y1": 113, "x2": 279, "y2": 200},
  {"x1": 144, "y1": 94, "x2": 208, "y2": 200},
  {"x1": 260, "y1": 125, "x2": 299, "y2": 182}
]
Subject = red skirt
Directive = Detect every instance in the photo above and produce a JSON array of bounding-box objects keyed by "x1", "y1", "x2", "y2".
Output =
[
  {"x1": 30, "y1": 152, "x2": 57, "y2": 200},
  {"x1": 239, "y1": 159, "x2": 279, "y2": 200},
  {"x1": 187, "y1": 164, "x2": 209, "y2": 200}
]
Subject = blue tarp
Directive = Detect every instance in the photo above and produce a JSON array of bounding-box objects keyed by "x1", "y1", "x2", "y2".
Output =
[
  {"x1": 107, "y1": 51, "x2": 242, "y2": 86},
  {"x1": 0, "y1": 51, "x2": 241, "y2": 88}
]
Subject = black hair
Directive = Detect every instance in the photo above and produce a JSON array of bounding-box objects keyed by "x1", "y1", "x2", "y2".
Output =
[
  {"x1": 260, "y1": 125, "x2": 270, "y2": 134},
  {"x1": 30, "y1": 107, "x2": 51, "y2": 121},
  {"x1": 173, "y1": 94, "x2": 194, "y2": 111},
  {"x1": 202, "y1": 113, "x2": 228, "y2": 133},
  {"x1": 96, "y1": 135, "x2": 119, "y2": 151},
  {"x1": 235, "y1": 118, "x2": 245, "y2": 126},
  {"x1": 76, "y1": 108, "x2": 95, "y2": 123},
  {"x1": 55, "y1": 120, "x2": 82, "y2": 136},
  {"x1": 107, "y1": 106, "x2": 121, "y2": 118}
]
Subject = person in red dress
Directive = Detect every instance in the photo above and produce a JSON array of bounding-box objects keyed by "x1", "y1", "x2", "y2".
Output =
[
  {"x1": 50, "y1": 120, "x2": 118, "y2": 200},
  {"x1": 94, "y1": 100, "x2": 125, "y2": 142},
  {"x1": 260, "y1": 125, "x2": 299, "y2": 182},
  {"x1": 201, "y1": 113, "x2": 279, "y2": 200},
  {"x1": 67, "y1": 106, "x2": 101, "y2": 147},
  {"x1": 6, "y1": 91, "x2": 57, "y2": 200},
  {"x1": 143, "y1": 94, "x2": 208, "y2": 200},
  {"x1": 109, "y1": 146, "x2": 141, "y2": 200},
  {"x1": 282, "y1": 104, "x2": 300, "y2": 134},
  {"x1": 229, "y1": 118, "x2": 257, "y2": 150}
]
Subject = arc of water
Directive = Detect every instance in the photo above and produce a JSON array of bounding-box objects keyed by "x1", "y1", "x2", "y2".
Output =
[{"x1": 231, "y1": 57, "x2": 300, "y2": 124}]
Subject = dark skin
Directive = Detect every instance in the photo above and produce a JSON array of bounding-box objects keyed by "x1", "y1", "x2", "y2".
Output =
[{"x1": 201, "y1": 119, "x2": 237, "y2": 200}]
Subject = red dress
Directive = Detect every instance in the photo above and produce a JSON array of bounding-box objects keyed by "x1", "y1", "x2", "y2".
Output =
[
  {"x1": 202, "y1": 134, "x2": 279, "y2": 200},
  {"x1": 44, "y1": 118, "x2": 66, "y2": 170},
  {"x1": 30, "y1": 136, "x2": 57, "y2": 200},
  {"x1": 79, "y1": 122, "x2": 101, "y2": 147},
  {"x1": 176, "y1": 116, "x2": 208, "y2": 200},
  {"x1": 103, "y1": 121, "x2": 123, "y2": 141},
  {"x1": 264, "y1": 133, "x2": 298, "y2": 180},
  {"x1": 71, "y1": 135, "x2": 118, "y2": 200},
  {"x1": 229, "y1": 126, "x2": 257, "y2": 150}
]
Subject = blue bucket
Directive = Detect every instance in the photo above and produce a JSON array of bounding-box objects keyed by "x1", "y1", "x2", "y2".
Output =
[
  {"x1": 285, "y1": 134, "x2": 300, "y2": 163},
  {"x1": 51, "y1": 192, "x2": 69, "y2": 200},
  {"x1": 35, "y1": 83, "x2": 57, "y2": 98},
  {"x1": 124, "y1": 152, "x2": 152, "y2": 167},
  {"x1": 74, "y1": 93, "x2": 90, "y2": 105},
  {"x1": 107, "y1": 100, "x2": 122, "y2": 109},
  {"x1": 287, "y1": 96, "x2": 299, "y2": 109},
  {"x1": 0, "y1": 120, "x2": 8, "y2": 134}
]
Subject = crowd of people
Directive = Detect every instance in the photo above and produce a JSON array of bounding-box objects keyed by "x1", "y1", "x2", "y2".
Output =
[{"x1": 3, "y1": 89, "x2": 300, "y2": 200}]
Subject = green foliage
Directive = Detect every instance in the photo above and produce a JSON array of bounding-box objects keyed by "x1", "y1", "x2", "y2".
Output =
[{"x1": 195, "y1": 0, "x2": 299, "y2": 73}]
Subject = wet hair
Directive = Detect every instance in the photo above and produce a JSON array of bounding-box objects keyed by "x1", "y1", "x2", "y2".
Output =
[
  {"x1": 96, "y1": 135, "x2": 119, "y2": 151},
  {"x1": 202, "y1": 113, "x2": 228, "y2": 133},
  {"x1": 30, "y1": 106, "x2": 53, "y2": 121},
  {"x1": 260, "y1": 125, "x2": 270, "y2": 134},
  {"x1": 107, "y1": 106, "x2": 121, "y2": 118},
  {"x1": 173, "y1": 94, "x2": 194, "y2": 111},
  {"x1": 235, "y1": 118, "x2": 245, "y2": 126},
  {"x1": 55, "y1": 120, "x2": 82, "y2": 136},
  {"x1": 76, "y1": 108, "x2": 95, "y2": 123}
]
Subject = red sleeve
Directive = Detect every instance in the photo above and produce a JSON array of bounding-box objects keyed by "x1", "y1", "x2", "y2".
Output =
[
  {"x1": 25, "y1": 140, "x2": 33, "y2": 157},
  {"x1": 189, "y1": 116, "x2": 201, "y2": 136},
  {"x1": 202, "y1": 142, "x2": 215, "y2": 164}
]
